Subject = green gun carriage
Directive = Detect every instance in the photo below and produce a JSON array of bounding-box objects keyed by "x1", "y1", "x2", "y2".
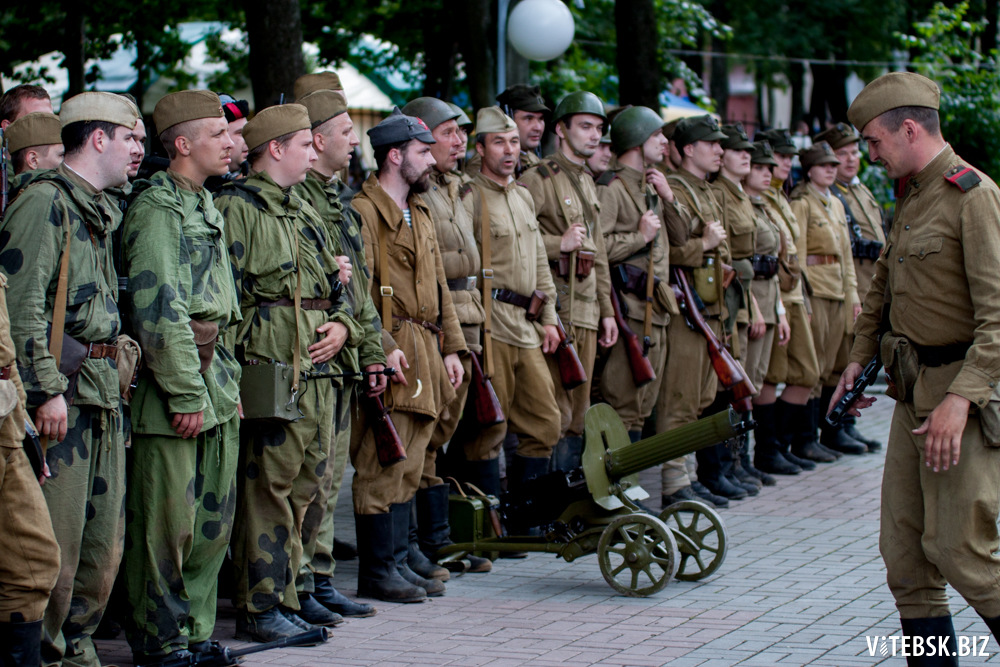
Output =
[{"x1": 440, "y1": 404, "x2": 753, "y2": 597}]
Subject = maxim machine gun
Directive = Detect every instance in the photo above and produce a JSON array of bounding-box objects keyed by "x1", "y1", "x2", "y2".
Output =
[{"x1": 439, "y1": 405, "x2": 753, "y2": 597}]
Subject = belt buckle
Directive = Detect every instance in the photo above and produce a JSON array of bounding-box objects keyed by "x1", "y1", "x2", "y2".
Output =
[
  {"x1": 380, "y1": 286, "x2": 394, "y2": 297},
  {"x1": 467, "y1": 276, "x2": 477, "y2": 290}
]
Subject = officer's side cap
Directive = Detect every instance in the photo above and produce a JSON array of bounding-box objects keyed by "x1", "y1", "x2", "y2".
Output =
[
  {"x1": 60, "y1": 91, "x2": 139, "y2": 129},
  {"x1": 294, "y1": 71, "x2": 344, "y2": 100},
  {"x1": 243, "y1": 103, "x2": 312, "y2": 152},
  {"x1": 672, "y1": 114, "x2": 726, "y2": 149},
  {"x1": 299, "y1": 90, "x2": 349, "y2": 129},
  {"x1": 847, "y1": 72, "x2": 940, "y2": 132},
  {"x1": 154, "y1": 90, "x2": 224, "y2": 134},
  {"x1": 368, "y1": 107, "x2": 436, "y2": 147},
  {"x1": 475, "y1": 107, "x2": 518, "y2": 135},
  {"x1": 7, "y1": 112, "x2": 62, "y2": 153}
]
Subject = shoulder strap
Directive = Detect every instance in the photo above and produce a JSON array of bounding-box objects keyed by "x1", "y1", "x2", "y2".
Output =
[
  {"x1": 474, "y1": 186, "x2": 495, "y2": 377},
  {"x1": 667, "y1": 173, "x2": 705, "y2": 219},
  {"x1": 596, "y1": 170, "x2": 617, "y2": 187},
  {"x1": 831, "y1": 185, "x2": 863, "y2": 241},
  {"x1": 944, "y1": 165, "x2": 981, "y2": 192},
  {"x1": 49, "y1": 216, "x2": 72, "y2": 369}
]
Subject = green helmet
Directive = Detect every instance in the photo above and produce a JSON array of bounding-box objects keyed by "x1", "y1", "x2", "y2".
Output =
[
  {"x1": 446, "y1": 102, "x2": 473, "y2": 130},
  {"x1": 552, "y1": 91, "x2": 607, "y2": 125},
  {"x1": 610, "y1": 106, "x2": 665, "y2": 153},
  {"x1": 401, "y1": 97, "x2": 460, "y2": 131}
]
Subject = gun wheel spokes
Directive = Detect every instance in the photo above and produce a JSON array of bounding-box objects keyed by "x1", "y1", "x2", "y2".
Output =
[
  {"x1": 597, "y1": 513, "x2": 679, "y2": 597},
  {"x1": 659, "y1": 500, "x2": 728, "y2": 581}
]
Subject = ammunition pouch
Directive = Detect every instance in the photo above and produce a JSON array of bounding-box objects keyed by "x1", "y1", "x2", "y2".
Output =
[
  {"x1": 115, "y1": 334, "x2": 142, "y2": 404},
  {"x1": 58, "y1": 335, "x2": 89, "y2": 405},
  {"x1": 492, "y1": 288, "x2": 548, "y2": 322},
  {"x1": 751, "y1": 254, "x2": 779, "y2": 280},
  {"x1": 880, "y1": 333, "x2": 918, "y2": 402},
  {"x1": 238, "y1": 360, "x2": 302, "y2": 423},
  {"x1": 778, "y1": 254, "x2": 801, "y2": 293},
  {"x1": 188, "y1": 319, "x2": 218, "y2": 375},
  {"x1": 852, "y1": 237, "x2": 884, "y2": 261},
  {"x1": 556, "y1": 250, "x2": 595, "y2": 279},
  {"x1": 613, "y1": 264, "x2": 660, "y2": 297}
]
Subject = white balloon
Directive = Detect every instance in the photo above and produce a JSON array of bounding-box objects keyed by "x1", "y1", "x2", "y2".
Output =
[{"x1": 507, "y1": 0, "x2": 576, "y2": 62}]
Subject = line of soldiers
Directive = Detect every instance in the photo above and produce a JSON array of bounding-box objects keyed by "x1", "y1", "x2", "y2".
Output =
[{"x1": 0, "y1": 74, "x2": 884, "y2": 666}]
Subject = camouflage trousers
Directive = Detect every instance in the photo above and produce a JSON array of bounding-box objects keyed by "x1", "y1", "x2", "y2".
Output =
[
  {"x1": 298, "y1": 385, "x2": 350, "y2": 591},
  {"x1": 124, "y1": 415, "x2": 240, "y2": 656},
  {"x1": 232, "y1": 380, "x2": 334, "y2": 613},
  {"x1": 41, "y1": 404, "x2": 125, "y2": 667}
]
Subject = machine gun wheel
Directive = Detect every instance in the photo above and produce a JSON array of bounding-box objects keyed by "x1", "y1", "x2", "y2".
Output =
[
  {"x1": 658, "y1": 500, "x2": 727, "y2": 581},
  {"x1": 597, "y1": 513, "x2": 679, "y2": 597}
]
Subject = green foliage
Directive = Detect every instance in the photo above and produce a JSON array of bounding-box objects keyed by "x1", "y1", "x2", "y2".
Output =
[{"x1": 897, "y1": 1, "x2": 1000, "y2": 179}]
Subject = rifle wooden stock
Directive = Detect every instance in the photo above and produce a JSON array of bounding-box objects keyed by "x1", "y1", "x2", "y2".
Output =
[
  {"x1": 553, "y1": 316, "x2": 587, "y2": 390},
  {"x1": 362, "y1": 393, "x2": 407, "y2": 467},
  {"x1": 608, "y1": 288, "x2": 656, "y2": 387},
  {"x1": 670, "y1": 267, "x2": 756, "y2": 412},
  {"x1": 468, "y1": 352, "x2": 505, "y2": 426}
]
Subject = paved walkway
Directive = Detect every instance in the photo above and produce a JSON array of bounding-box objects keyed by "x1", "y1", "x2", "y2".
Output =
[{"x1": 98, "y1": 396, "x2": 1000, "y2": 665}]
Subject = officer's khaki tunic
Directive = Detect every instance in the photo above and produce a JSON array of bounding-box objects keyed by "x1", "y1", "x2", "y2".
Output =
[
  {"x1": 851, "y1": 145, "x2": 1000, "y2": 619},
  {"x1": 744, "y1": 198, "x2": 782, "y2": 389},
  {"x1": 712, "y1": 175, "x2": 758, "y2": 357}
]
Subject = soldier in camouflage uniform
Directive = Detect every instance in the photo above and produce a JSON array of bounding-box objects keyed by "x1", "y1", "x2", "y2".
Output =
[
  {"x1": 216, "y1": 104, "x2": 362, "y2": 641},
  {"x1": 293, "y1": 89, "x2": 382, "y2": 620},
  {"x1": 120, "y1": 90, "x2": 242, "y2": 663},
  {"x1": 0, "y1": 91, "x2": 141, "y2": 667}
]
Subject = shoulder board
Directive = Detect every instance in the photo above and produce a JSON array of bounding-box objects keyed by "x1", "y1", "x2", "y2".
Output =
[
  {"x1": 595, "y1": 170, "x2": 617, "y2": 187},
  {"x1": 515, "y1": 181, "x2": 529, "y2": 188},
  {"x1": 535, "y1": 163, "x2": 551, "y2": 179},
  {"x1": 458, "y1": 182, "x2": 474, "y2": 200},
  {"x1": 944, "y1": 165, "x2": 981, "y2": 193},
  {"x1": 215, "y1": 181, "x2": 266, "y2": 210},
  {"x1": 545, "y1": 160, "x2": 561, "y2": 175}
]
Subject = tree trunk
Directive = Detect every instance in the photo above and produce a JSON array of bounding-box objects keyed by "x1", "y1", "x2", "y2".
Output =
[
  {"x1": 984, "y1": 0, "x2": 998, "y2": 56},
  {"x1": 615, "y1": 0, "x2": 659, "y2": 108},
  {"x1": 709, "y1": 40, "x2": 729, "y2": 121},
  {"x1": 64, "y1": 3, "x2": 86, "y2": 97},
  {"x1": 422, "y1": 0, "x2": 459, "y2": 99},
  {"x1": 246, "y1": 0, "x2": 306, "y2": 109},
  {"x1": 459, "y1": 0, "x2": 495, "y2": 111},
  {"x1": 789, "y1": 61, "x2": 805, "y2": 129},
  {"x1": 808, "y1": 62, "x2": 848, "y2": 129}
]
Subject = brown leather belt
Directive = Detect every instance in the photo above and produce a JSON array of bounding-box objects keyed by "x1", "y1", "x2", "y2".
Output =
[
  {"x1": 257, "y1": 297, "x2": 333, "y2": 310},
  {"x1": 806, "y1": 254, "x2": 839, "y2": 266},
  {"x1": 87, "y1": 343, "x2": 118, "y2": 360},
  {"x1": 0, "y1": 365, "x2": 10, "y2": 380},
  {"x1": 392, "y1": 315, "x2": 443, "y2": 350},
  {"x1": 491, "y1": 288, "x2": 533, "y2": 310},
  {"x1": 447, "y1": 276, "x2": 477, "y2": 291}
]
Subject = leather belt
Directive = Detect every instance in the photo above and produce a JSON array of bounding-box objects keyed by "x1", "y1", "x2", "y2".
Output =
[
  {"x1": 806, "y1": 254, "x2": 838, "y2": 266},
  {"x1": 447, "y1": 276, "x2": 477, "y2": 291},
  {"x1": 87, "y1": 343, "x2": 118, "y2": 361},
  {"x1": 0, "y1": 365, "x2": 10, "y2": 380},
  {"x1": 392, "y1": 315, "x2": 444, "y2": 349},
  {"x1": 912, "y1": 341, "x2": 971, "y2": 368},
  {"x1": 257, "y1": 297, "x2": 333, "y2": 310},
  {"x1": 491, "y1": 288, "x2": 532, "y2": 310}
]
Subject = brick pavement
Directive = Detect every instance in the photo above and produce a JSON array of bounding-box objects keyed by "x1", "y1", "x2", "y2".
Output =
[{"x1": 97, "y1": 395, "x2": 1000, "y2": 666}]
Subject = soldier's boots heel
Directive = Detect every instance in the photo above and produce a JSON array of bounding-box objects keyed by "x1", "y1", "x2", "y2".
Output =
[
  {"x1": 313, "y1": 575, "x2": 377, "y2": 618},
  {"x1": 408, "y1": 500, "x2": 450, "y2": 581},
  {"x1": 391, "y1": 502, "x2": 445, "y2": 597},
  {"x1": 690, "y1": 481, "x2": 730, "y2": 508},
  {"x1": 899, "y1": 616, "x2": 959, "y2": 666},
  {"x1": 0, "y1": 620, "x2": 43, "y2": 667},
  {"x1": 788, "y1": 401, "x2": 837, "y2": 463},
  {"x1": 235, "y1": 607, "x2": 310, "y2": 643},
  {"x1": 843, "y1": 415, "x2": 882, "y2": 452},
  {"x1": 280, "y1": 607, "x2": 324, "y2": 633},
  {"x1": 356, "y1": 512, "x2": 427, "y2": 604},
  {"x1": 293, "y1": 594, "x2": 345, "y2": 627}
]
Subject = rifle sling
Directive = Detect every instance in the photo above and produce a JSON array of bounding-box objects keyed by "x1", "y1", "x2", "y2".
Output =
[
  {"x1": 641, "y1": 176, "x2": 655, "y2": 345},
  {"x1": 474, "y1": 188, "x2": 495, "y2": 378}
]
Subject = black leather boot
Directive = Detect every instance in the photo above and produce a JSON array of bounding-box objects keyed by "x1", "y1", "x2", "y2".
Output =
[
  {"x1": 355, "y1": 512, "x2": 426, "y2": 603},
  {"x1": 727, "y1": 441, "x2": 760, "y2": 495},
  {"x1": 819, "y1": 386, "x2": 867, "y2": 455},
  {"x1": 290, "y1": 594, "x2": 344, "y2": 627},
  {"x1": 235, "y1": 606, "x2": 311, "y2": 643},
  {"x1": 739, "y1": 434, "x2": 775, "y2": 486},
  {"x1": 628, "y1": 430, "x2": 642, "y2": 444},
  {"x1": 790, "y1": 400, "x2": 838, "y2": 463},
  {"x1": 313, "y1": 575, "x2": 376, "y2": 617},
  {"x1": 899, "y1": 615, "x2": 959, "y2": 666},
  {"x1": 843, "y1": 413, "x2": 882, "y2": 452},
  {"x1": 416, "y1": 484, "x2": 492, "y2": 573},
  {"x1": 550, "y1": 435, "x2": 583, "y2": 472},
  {"x1": 407, "y1": 499, "x2": 450, "y2": 581},
  {"x1": 753, "y1": 402, "x2": 801, "y2": 475},
  {"x1": 979, "y1": 612, "x2": 1000, "y2": 645},
  {"x1": 463, "y1": 458, "x2": 501, "y2": 496},
  {"x1": 390, "y1": 502, "x2": 445, "y2": 597},
  {"x1": 690, "y1": 481, "x2": 730, "y2": 508},
  {"x1": 0, "y1": 620, "x2": 42, "y2": 667},
  {"x1": 697, "y1": 443, "x2": 747, "y2": 500},
  {"x1": 775, "y1": 399, "x2": 816, "y2": 470}
]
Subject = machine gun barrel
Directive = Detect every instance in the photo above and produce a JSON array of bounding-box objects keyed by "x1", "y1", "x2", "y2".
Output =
[{"x1": 606, "y1": 408, "x2": 749, "y2": 479}]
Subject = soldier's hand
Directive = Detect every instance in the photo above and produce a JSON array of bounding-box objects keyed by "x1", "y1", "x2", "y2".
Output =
[
  {"x1": 829, "y1": 362, "x2": 876, "y2": 417},
  {"x1": 853, "y1": 302, "x2": 863, "y2": 321},
  {"x1": 541, "y1": 324, "x2": 560, "y2": 354},
  {"x1": 385, "y1": 349, "x2": 409, "y2": 386},
  {"x1": 645, "y1": 168, "x2": 674, "y2": 203},
  {"x1": 638, "y1": 210, "x2": 661, "y2": 243},
  {"x1": 599, "y1": 317, "x2": 618, "y2": 348},
  {"x1": 36, "y1": 395, "x2": 68, "y2": 442},
  {"x1": 560, "y1": 223, "x2": 587, "y2": 252},
  {"x1": 335, "y1": 255, "x2": 353, "y2": 285},
  {"x1": 310, "y1": 322, "x2": 349, "y2": 363},
  {"x1": 444, "y1": 353, "x2": 464, "y2": 389},
  {"x1": 38, "y1": 461, "x2": 51, "y2": 486},
  {"x1": 913, "y1": 393, "x2": 970, "y2": 472},
  {"x1": 237, "y1": 400, "x2": 245, "y2": 419},
  {"x1": 171, "y1": 411, "x2": 204, "y2": 439},
  {"x1": 776, "y1": 313, "x2": 790, "y2": 346},
  {"x1": 365, "y1": 363, "x2": 389, "y2": 396},
  {"x1": 702, "y1": 221, "x2": 726, "y2": 251}
]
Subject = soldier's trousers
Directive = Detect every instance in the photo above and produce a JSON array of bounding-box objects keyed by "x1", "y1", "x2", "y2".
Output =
[
  {"x1": 546, "y1": 325, "x2": 597, "y2": 438},
  {"x1": 808, "y1": 297, "x2": 846, "y2": 394},
  {"x1": 599, "y1": 316, "x2": 668, "y2": 432},
  {"x1": 233, "y1": 380, "x2": 334, "y2": 613},
  {"x1": 124, "y1": 415, "x2": 239, "y2": 655},
  {"x1": 351, "y1": 402, "x2": 436, "y2": 515},
  {"x1": 299, "y1": 386, "x2": 349, "y2": 591},
  {"x1": 465, "y1": 341, "x2": 560, "y2": 461},
  {"x1": 0, "y1": 437, "x2": 59, "y2": 623},
  {"x1": 744, "y1": 324, "x2": 775, "y2": 391},
  {"x1": 41, "y1": 404, "x2": 125, "y2": 667},
  {"x1": 764, "y1": 302, "x2": 819, "y2": 389},
  {"x1": 881, "y1": 402, "x2": 1000, "y2": 619},
  {"x1": 659, "y1": 314, "x2": 719, "y2": 495},
  {"x1": 424, "y1": 355, "x2": 472, "y2": 487}
]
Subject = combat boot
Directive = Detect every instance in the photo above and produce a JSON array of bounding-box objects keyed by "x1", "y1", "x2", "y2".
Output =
[
  {"x1": 843, "y1": 414, "x2": 882, "y2": 452},
  {"x1": 290, "y1": 593, "x2": 344, "y2": 627},
  {"x1": 818, "y1": 386, "x2": 867, "y2": 455},
  {"x1": 774, "y1": 400, "x2": 816, "y2": 470},
  {"x1": 416, "y1": 484, "x2": 492, "y2": 573},
  {"x1": 313, "y1": 575, "x2": 376, "y2": 618},
  {"x1": 789, "y1": 400, "x2": 837, "y2": 463},
  {"x1": 0, "y1": 620, "x2": 42, "y2": 667},
  {"x1": 738, "y1": 438, "x2": 775, "y2": 486},
  {"x1": 979, "y1": 612, "x2": 1000, "y2": 645},
  {"x1": 690, "y1": 481, "x2": 730, "y2": 508},
  {"x1": 355, "y1": 512, "x2": 426, "y2": 603},
  {"x1": 899, "y1": 616, "x2": 959, "y2": 666},
  {"x1": 235, "y1": 606, "x2": 307, "y2": 643},
  {"x1": 463, "y1": 458, "x2": 501, "y2": 496},
  {"x1": 752, "y1": 403, "x2": 801, "y2": 475},
  {"x1": 390, "y1": 502, "x2": 445, "y2": 597},
  {"x1": 661, "y1": 485, "x2": 700, "y2": 508},
  {"x1": 550, "y1": 435, "x2": 583, "y2": 472},
  {"x1": 730, "y1": 435, "x2": 764, "y2": 489},
  {"x1": 407, "y1": 499, "x2": 450, "y2": 581},
  {"x1": 696, "y1": 444, "x2": 747, "y2": 500}
]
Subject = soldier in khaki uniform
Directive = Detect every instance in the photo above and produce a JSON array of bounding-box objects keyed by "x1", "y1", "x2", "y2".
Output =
[
  {"x1": 465, "y1": 84, "x2": 548, "y2": 178},
  {"x1": 753, "y1": 129, "x2": 821, "y2": 475},
  {"x1": 352, "y1": 108, "x2": 466, "y2": 603},
  {"x1": 587, "y1": 125, "x2": 614, "y2": 180},
  {"x1": 790, "y1": 142, "x2": 862, "y2": 462},
  {"x1": 520, "y1": 91, "x2": 618, "y2": 473},
  {"x1": 833, "y1": 71, "x2": 1000, "y2": 654},
  {"x1": 399, "y1": 98, "x2": 489, "y2": 577},
  {"x1": 5, "y1": 112, "x2": 63, "y2": 174},
  {"x1": 813, "y1": 122, "x2": 885, "y2": 453},
  {"x1": 596, "y1": 107, "x2": 688, "y2": 504},
  {"x1": 661, "y1": 115, "x2": 732, "y2": 508},
  {"x1": 460, "y1": 108, "x2": 562, "y2": 491}
]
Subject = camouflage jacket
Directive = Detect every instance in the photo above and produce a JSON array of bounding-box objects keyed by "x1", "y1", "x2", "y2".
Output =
[
  {"x1": 122, "y1": 170, "x2": 242, "y2": 435},
  {"x1": 216, "y1": 171, "x2": 363, "y2": 384},
  {"x1": 0, "y1": 164, "x2": 121, "y2": 409},
  {"x1": 293, "y1": 170, "x2": 386, "y2": 376}
]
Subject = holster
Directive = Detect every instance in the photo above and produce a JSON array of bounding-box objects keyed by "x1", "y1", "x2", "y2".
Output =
[
  {"x1": 778, "y1": 254, "x2": 802, "y2": 293},
  {"x1": 189, "y1": 319, "x2": 220, "y2": 374},
  {"x1": 526, "y1": 290, "x2": 548, "y2": 322},
  {"x1": 58, "y1": 334, "x2": 88, "y2": 405},
  {"x1": 557, "y1": 250, "x2": 595, "y2": 279},
  {"x1": 880, "y1": 333, "x2": 918, "y2": 402}
]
